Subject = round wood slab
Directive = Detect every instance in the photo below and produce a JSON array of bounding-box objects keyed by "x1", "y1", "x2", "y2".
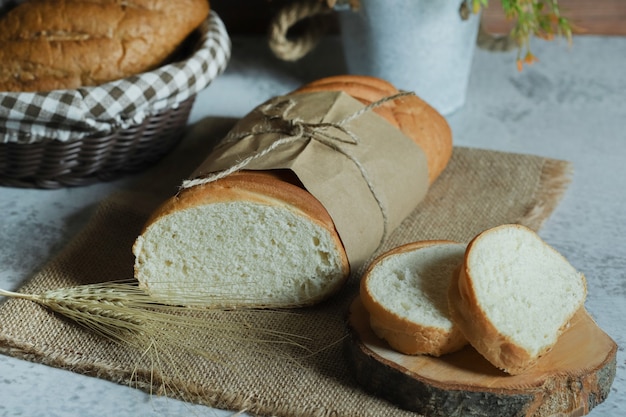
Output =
[{"x1": 346, "y1": 297, "x2": 617, "y2": 417}]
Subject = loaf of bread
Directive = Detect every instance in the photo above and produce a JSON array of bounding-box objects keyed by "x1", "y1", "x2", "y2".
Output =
[
  {"x1": 448, "y1": 224, "x2": 587, "y2": 374},
  {"x1": 133, "y1": 75, "x2": 453, "y2": 308},
  {"x1": 360, "y1": 241, "x2": 468, "y2": 356},
  {"x1": 294, "y1": 75, "x2": 452, "y2": 184},
  {"x1": 0, "y1": 0, "x2": 210, "y2": 92},
  {"x1": 133, "y1": 170, "x2": 350, "y2": 307}
]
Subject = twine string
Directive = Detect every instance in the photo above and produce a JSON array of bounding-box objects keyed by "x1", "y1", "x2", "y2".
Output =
[{"x1": 181, "y1": 91, "x2": 415, "y2": 243}]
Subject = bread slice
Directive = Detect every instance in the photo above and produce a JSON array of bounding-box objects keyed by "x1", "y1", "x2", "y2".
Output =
[
  {"x1": 360, "y1": 241, "x2": 468, "y2": 356},
  {"x1": 133, "y1": 171, "x2": 350, "y2": 308},
  {"x1": 448, "y1": 224, "x2": 587, "y2": 374}
]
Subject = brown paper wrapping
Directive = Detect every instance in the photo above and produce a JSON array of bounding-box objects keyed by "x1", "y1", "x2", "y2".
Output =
[{"x1": 187, "y1": 91, "x2": 429, "y2": 270}]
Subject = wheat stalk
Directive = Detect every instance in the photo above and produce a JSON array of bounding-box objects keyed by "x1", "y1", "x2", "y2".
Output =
[{"x1": 0, "y1": 281, "x2": 319, "y2": 398}]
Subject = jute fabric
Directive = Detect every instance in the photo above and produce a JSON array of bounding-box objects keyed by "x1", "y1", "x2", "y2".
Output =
[{"x1": 0, "y1": 117, "x2": 572, "y2": 417}]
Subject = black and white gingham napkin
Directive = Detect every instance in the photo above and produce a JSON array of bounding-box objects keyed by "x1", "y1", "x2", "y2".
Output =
[{"x1": 0, "y1": 12, "x2": 231, "y2": 144}]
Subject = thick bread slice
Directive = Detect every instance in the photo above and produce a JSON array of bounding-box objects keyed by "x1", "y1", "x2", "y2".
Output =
[
  {"x1": 133, "y1": 171, "x2": 350, "y2": 308},
  {"x1": 360, "y1": 241, "x2": 468, "y2": 356},
  {"x1": 448, "y1": 224, "x2": 587, "y2": 374},
  {"x1": 0, "y1": 0, "x2": 209, "y2": 92}
]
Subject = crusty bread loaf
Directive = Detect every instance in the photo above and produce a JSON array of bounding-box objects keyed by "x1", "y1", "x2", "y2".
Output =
[
  {"x1": 294, "y1": 75, "x2": 453, "y2": 184},
  {"x1": 360, "y1": 241, "x2": 468, "y2": 356},
  {"x1": 133, "y1": 75, "x2": 453, "y2": 308},
  {"x1": 0, "y1": 0, "x2": 210, "y2": 92},
  {"x1": 448, "y1": 224, "x2": 587, "y2": 374},
  {"x1": 133, "y1": 171, "x2": 349, "y2": 307}
]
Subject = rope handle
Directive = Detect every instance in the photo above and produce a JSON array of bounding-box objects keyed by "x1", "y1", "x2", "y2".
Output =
[
  {"x1": 268, "y1": 0, "x2": 514, "y2": 62},
  {"x1": 268, "y1": 0, "x2": 335, "y2": 61}
]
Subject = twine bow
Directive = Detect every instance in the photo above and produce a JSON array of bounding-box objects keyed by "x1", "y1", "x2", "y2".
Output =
[{"x1": 181, "y1": 91, "x2": 415, "y2": 243}]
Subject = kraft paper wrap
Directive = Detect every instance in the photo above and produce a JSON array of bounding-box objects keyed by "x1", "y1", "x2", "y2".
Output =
[
  {"x1": 187, "y1": 91, "x2": 429, "y2": 270},
  {"x1": 0, "y1": 116, "x2": 573, "y2": 417}
]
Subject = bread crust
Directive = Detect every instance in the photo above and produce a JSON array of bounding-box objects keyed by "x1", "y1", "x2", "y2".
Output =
[
  {"x1": 294, "y1": 75, "x2": 453, "y2": 184},
  {"x1": 0, "y1": 0, "x2": 210, "y2": 92},
  {"x1": 360, "y1": 240, "x2": 468, "y2": 357},
  {"x1": 448, "y1": 224, "x2": 587, "y2": 375}
]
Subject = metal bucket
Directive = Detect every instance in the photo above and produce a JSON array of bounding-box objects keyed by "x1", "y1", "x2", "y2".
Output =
[{"x1": 338, "y1": 0, "x2": 481, "y2": 115}]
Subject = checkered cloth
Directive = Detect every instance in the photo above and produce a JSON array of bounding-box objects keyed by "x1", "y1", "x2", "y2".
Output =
[{"x1": 0, "y1": 12, "x2": 231, "y2": 144}]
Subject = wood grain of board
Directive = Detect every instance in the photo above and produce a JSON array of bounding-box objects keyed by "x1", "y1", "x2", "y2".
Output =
[{"x1": 346, "y1": 297, "x2": 617, "y2": 417}]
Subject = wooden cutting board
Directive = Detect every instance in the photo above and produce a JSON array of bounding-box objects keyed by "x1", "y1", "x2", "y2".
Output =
[{"x1": 346, "y1": 297, "x2": 617, "y2": 417}]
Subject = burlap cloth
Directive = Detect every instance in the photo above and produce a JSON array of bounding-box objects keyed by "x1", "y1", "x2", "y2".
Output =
[{"x1": 0, "y1": 117, "x2": 572, "y2": 417}]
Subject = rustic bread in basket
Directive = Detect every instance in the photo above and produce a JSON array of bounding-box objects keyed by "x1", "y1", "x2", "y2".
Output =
[
  {"x1": 133, "y1": 75, "x2": 453, "y2": 308},
  {"x1": 0, "y1": 0, "x2": 210, "y2": 92},
  {"x1": 0, "y1": 2, "x2": 230, "y2": 188}
]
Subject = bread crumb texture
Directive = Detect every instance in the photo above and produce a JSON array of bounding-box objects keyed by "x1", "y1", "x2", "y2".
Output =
[
  {"x1": 133, "y1": 201, "x2": 346, "y2": 307},
  {"x1": 467, "y1": 225, "x2": 586, "y2": 357},
  {"x1": 367, "y1": 244, "x2": 466, "y2": 332}
]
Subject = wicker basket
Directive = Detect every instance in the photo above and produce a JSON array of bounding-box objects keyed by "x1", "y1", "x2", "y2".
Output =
[
  {"x1": 0, "y1": 12, "x2": 230, "y2": 189},
  {"x1": 0, "y1": 97, "x2": 195, "y2": 188}
]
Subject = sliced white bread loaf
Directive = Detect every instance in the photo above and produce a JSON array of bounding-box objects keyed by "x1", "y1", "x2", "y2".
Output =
[
  {"x1": 132, "y1": 75, "x2": 453, "y2": 309},
  {"x1": 448, "y1": 224, "x2": 587, "y2": 375},
  {"x1": 133, "y1": 171, "x2": 350, "y2": 307},
  {"x1": 360, "y1": 241, "x2": 468, "y2": 356}
]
